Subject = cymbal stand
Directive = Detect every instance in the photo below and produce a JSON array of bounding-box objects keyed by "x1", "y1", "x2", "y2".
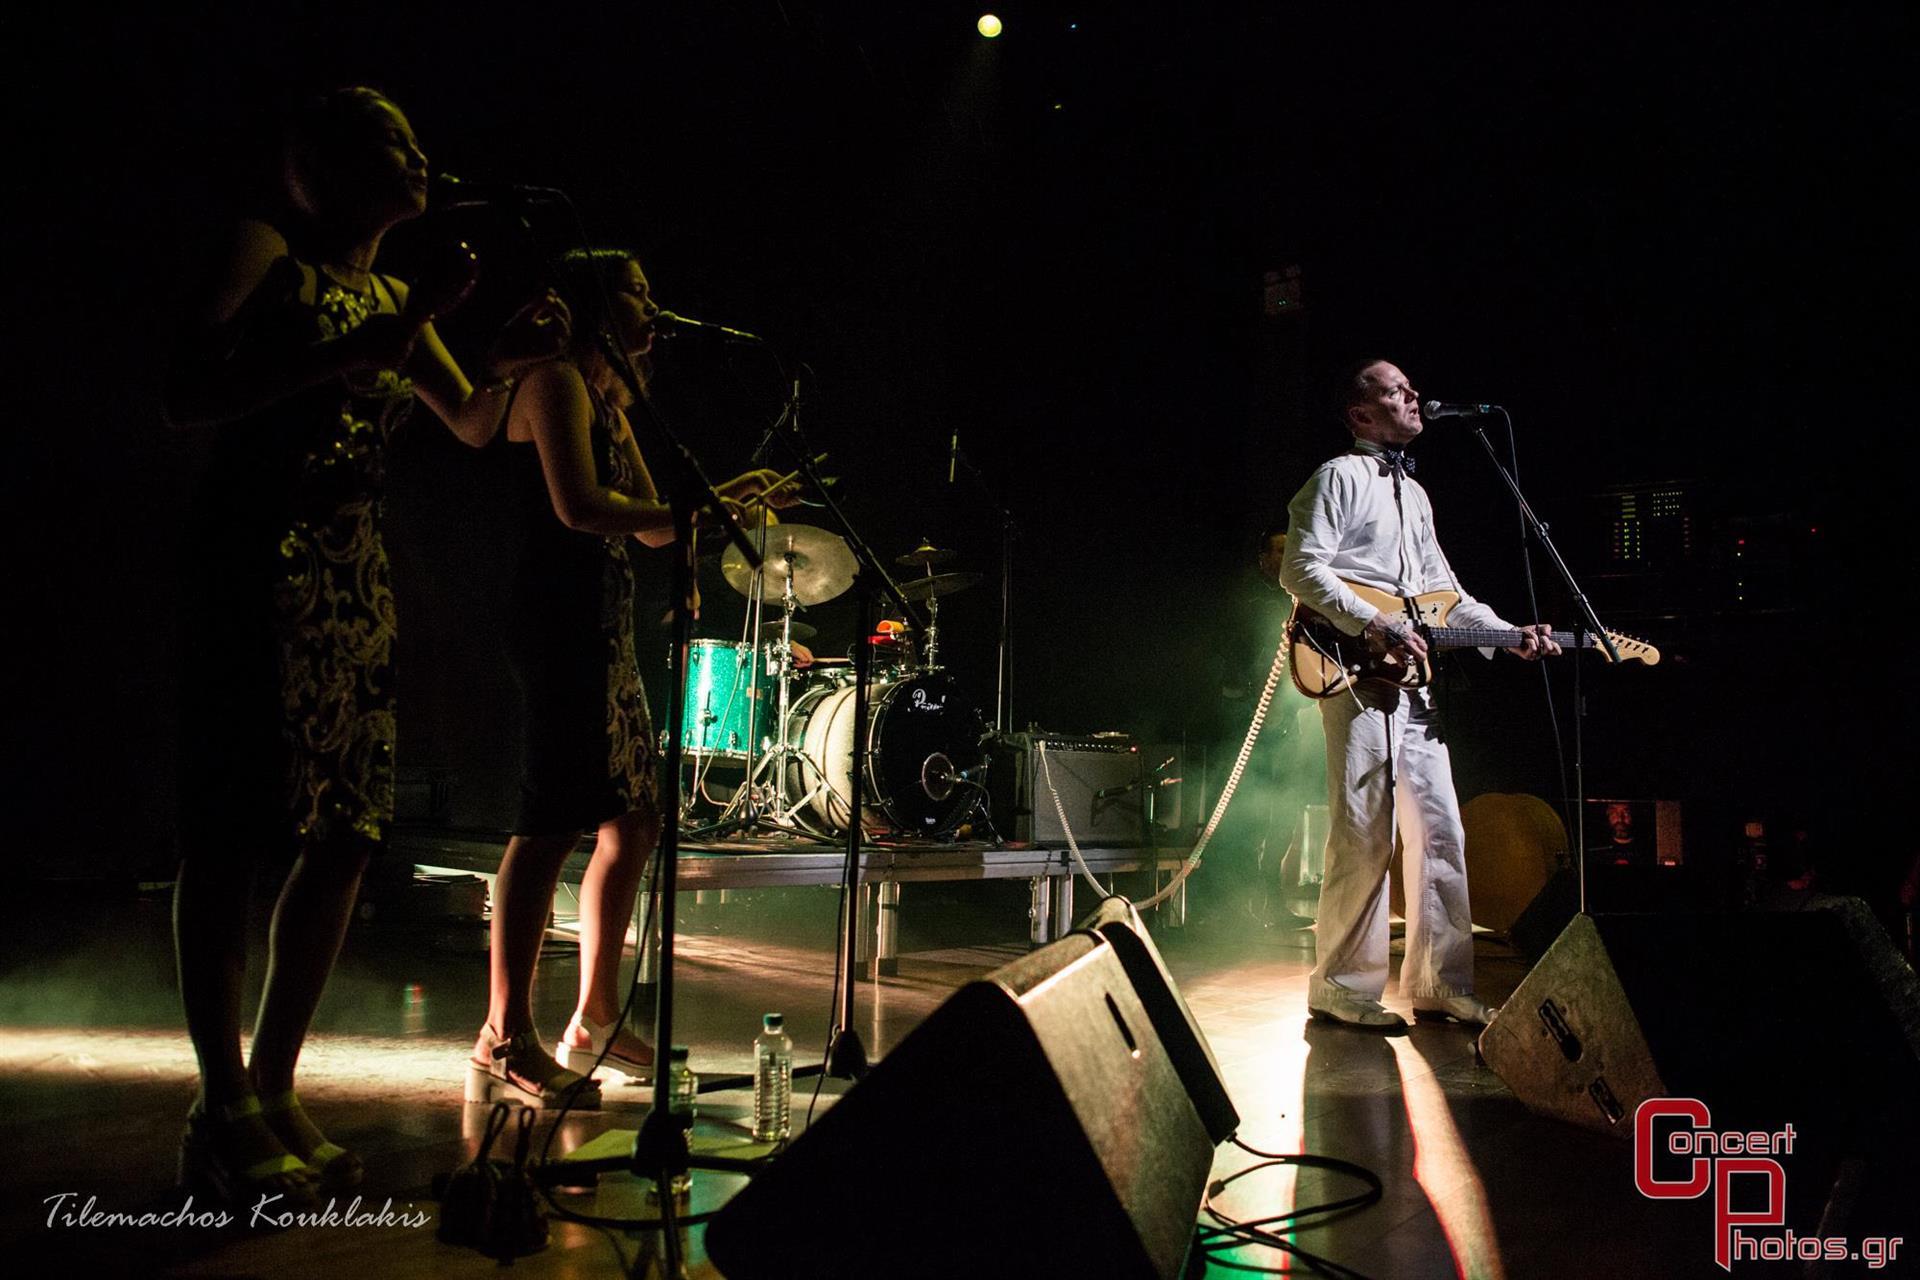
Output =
[
  {"x1": 754, "y1": 560, "x2": 833, "y2": 834},
  {"x1": 921, "y1": 568, "x2": 943, "y2": 670},
  {"x1": 695, "y1": 521, "x2": 773, "y2": 835},
  {"x1": 759, "y1": 417, "x2": 921, "y2": 1082}
]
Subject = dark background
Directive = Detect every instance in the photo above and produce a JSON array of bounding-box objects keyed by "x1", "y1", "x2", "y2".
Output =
[{"x1": 6, "y1": 3, "x2": 1910, "y2": 904}]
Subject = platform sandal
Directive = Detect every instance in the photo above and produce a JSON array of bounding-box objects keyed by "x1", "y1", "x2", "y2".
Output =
[
  {"x1": 179, "y1": 1095, "x2": 320, "y2": 1208},
  {"x1": 467, "y1": 1026, "x2": 603, "y2": 1110},
  {"x1": 258, "y1": 1090, "x2": 363, "y2": 1191},
  {"x1": 557, "y1": 1013, "x2": 656, "y2": 1084}
]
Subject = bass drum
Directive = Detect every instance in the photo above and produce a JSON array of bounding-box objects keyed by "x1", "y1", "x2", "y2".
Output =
[{"x1": 785, "y1": 673, "x2": 986, "y2": 838}]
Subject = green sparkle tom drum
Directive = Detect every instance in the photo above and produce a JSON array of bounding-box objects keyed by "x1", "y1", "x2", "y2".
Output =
[{"x1": 680, "y1": 639, "x2": 761, "y2": 759}]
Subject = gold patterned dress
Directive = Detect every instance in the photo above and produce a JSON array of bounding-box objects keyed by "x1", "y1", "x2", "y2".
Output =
[
  {"x1": 179, "y1": 258, "x2": 410, "y2": 855},
  {"x1": 502, "y1": 385, "x2": 658, "y2": 834}
]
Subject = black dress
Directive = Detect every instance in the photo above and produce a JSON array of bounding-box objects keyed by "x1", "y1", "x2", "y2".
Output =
[
  {"x1": 503, "y1": 384, "x2": 659, "y2": 835},
  {"x1": 179, "y1": 257, "x2": 412, "y2": 855}
]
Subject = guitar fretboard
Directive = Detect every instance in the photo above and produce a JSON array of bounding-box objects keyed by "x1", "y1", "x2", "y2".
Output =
[{"x1": 1430, "y1": 628, "x2": 1589, "y2": 651}]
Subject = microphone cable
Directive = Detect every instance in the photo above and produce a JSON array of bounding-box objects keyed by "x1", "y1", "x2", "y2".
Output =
[{"x1": 1498, "y1": 406, "x2": 1576, "y2": 860}]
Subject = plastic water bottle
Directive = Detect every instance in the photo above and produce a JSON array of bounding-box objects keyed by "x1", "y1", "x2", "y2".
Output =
[
  {"x1": 667, "y1": 1044, "x2": 698, "y2": 1120},
  {"x1": 752, "y1": 1013, "x2": 793, "y2": 1142}
]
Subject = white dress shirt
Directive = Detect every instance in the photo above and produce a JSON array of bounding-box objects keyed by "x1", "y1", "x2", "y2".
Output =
[{"x1": 1279, "y1": 440, "x2": 1516, "y2": 637}]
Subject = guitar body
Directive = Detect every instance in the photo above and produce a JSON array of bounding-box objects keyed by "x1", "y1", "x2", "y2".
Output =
[
  {"x1": 1286, "y1": 580, "x2": 1659, "y2": 699},
  {"x1": 1289, "y1": 583, "x2": 1458, "y2": 700}
]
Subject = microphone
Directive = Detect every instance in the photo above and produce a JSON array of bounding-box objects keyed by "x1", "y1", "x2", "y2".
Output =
[
  {"x1": 653, "y1": 311, "x2": 763, "y2": 345},
  {"x1": 1420, "y1": 400, "x2": 1502, "y2": 420},
  {"x1": 948, "y1": 431, "x2": 959, "y2": 484},
  {"x1": 1094, "y1": 774, "x2": 1181, "y2": 801},
  {"x1": 922, "y1": 754, "x2": 985, "y2": 803},
  {"x1": 431, "y1": 173, "x2": 562, "y2": 209}
]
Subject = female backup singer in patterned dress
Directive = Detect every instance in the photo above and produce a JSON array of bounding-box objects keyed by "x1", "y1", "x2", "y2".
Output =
[
  {"x1": 467, "y1": 248, "x2": 794, "y2": 1107},
  {"x1": 167, "y1": 87, "x2": 563, "y2": 1204}
]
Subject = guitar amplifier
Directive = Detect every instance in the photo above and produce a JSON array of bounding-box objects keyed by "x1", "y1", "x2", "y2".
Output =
[{"x1": 987, "y1": 732, "x2": 1147, "y2": 847}]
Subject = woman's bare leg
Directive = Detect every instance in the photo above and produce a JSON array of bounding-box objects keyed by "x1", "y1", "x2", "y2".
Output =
[
  {"x1": 565, "y1": 805, "x2": 658, "y2": 1064},
  {"x1": 247, "y1": 835, "x2": 373, "y2": 1094},
  {"x1": 174, "y1": 847, "x2": 254, "y2": 1107},
  {"x1": 484, "y1": 832, "x2": 580, "y2": 1041},
  {"x1": 174, "y1": 843, "x2": 314, "y2": 1198}
]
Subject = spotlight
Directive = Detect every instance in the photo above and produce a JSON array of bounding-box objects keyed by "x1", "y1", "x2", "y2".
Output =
[{"x1": 977, "y1": 14, "x2": 1003, "y2": 38}]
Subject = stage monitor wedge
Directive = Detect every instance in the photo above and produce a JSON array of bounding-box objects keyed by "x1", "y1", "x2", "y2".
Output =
[
  {"x1": 704, "y1": 932, "x2": 1214, "y2": 1280},
  {"x1": 1482, "y1": 899, "x2": 1920, "y2": 1144},
  {"x1": 1083, "y1": 895, "x2": 1240, "y2": 1144}
]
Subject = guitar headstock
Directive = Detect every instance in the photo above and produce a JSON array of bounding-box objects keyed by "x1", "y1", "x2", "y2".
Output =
[{"x1": 1596, "y1": 630, "x2": 1660, "y2": 666}]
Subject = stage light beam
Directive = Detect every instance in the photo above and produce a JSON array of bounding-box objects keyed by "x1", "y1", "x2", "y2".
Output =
[{"x1": 977, "y1": 14, "x2": 1003, "y2": 38}]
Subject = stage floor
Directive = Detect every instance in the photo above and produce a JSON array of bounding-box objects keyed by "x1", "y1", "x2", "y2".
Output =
[{"x1": 0, "y1": 880, "x2": 1870, "y2": 1278}]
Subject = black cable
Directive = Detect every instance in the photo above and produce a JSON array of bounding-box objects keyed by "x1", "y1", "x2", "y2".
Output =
[
  {"x1": 809, "y1": 875, "x2": 846, "y2": 1127},
  {"x1": 588, "y1": 1220, "x2": 632, "y2": 1277},
  {"x1": 1189, "y1": 1139, "x2": 1385, "y2": 1278}
]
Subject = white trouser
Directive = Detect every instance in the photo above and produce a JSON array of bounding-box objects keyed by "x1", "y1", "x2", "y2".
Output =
[{"x1": 1309, "y1": 682, "x2": 1475, "y2": 1005}]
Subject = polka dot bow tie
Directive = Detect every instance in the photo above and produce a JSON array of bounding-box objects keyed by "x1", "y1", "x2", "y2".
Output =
[{"x1": 1376, "y1": 449, "x2": 1416, "y2": 477}]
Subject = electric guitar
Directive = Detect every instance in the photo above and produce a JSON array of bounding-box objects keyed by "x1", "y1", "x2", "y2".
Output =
[{"x1": 1288, "y1": 580, "x2": 1659, "y2": 699}]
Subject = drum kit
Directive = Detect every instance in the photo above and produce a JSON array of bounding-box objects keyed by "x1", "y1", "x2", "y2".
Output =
[{"x1": 678, "y1": 525, "x2": 991, "y2": 841}]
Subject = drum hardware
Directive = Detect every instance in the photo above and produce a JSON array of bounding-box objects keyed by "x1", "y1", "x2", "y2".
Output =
[
  {"x1": 695, "y1": 532, "x2": 848, "y2": 841},
  {"x1": 897, "y1": 567, "x2": 978, "y2": 671}
]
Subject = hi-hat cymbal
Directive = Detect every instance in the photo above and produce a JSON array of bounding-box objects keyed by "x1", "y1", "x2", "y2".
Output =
[
  {"x1": 757, "y1": 619, "x2": 819, "y2": 643},
  {"x1": 896, "y1": 571, "x2": 982, "y2": 601},
  {"x1": 895, "y1": 543, "x2": 957, "y2": 568},
  {"x1": 720, "y1": 525, "x2": 856, "y2": 606}
]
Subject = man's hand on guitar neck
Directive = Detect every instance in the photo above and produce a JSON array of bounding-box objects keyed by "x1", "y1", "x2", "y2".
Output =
[
  {"x1": 1361, "y1": 612, "x2": 1563, "y2": 663},
  {"x1": 1511, "y1": 624, "x2": 1562, "y2": 660},
  {"x1": 1363, "y1": 611, "x2": 1428, "y2": 662}
]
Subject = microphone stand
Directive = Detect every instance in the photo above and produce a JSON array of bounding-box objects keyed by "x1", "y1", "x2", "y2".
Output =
[
  {"x1": 951, "y1": 441, "x2": 1017, "y2": 734},
  {"x1": 530, "y1": 337, "x2": 786, "y2": 1251},
  {"x1": 594, "y1": 331, "x2": 766, "y2": 1197},
  {"x1": 472, "y1": 192, "x2": 761, "y2": 1260},
  {"x1": 762, "y1": 410, "x2": 923, "y2": 1081},
  {"x1": 1466, "y1": 422, "x2": 1618, "y2": 916}
]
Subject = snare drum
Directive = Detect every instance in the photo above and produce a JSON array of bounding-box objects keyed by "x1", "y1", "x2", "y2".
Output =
[
  {"x1": 679, "y1": 639, "x2": 761, "y2": 759},
  {"x1": 784, "y1": 672, "x2": 986, "y2": 837}
]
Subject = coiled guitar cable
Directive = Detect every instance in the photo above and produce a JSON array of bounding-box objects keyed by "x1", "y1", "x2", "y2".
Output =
[{"x1": 1038, "y1": 636, "x2": 1292, "y2": 911}]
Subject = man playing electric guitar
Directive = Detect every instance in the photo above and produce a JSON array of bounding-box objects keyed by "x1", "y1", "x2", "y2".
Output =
[{"x1": 1278, "y1": 358, "x2": 1559, "y2": 1031}]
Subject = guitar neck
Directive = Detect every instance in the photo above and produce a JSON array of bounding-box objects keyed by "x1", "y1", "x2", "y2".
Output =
[{"x1": 1429, "y1": 627, "x2": 1588, "y2": 651}]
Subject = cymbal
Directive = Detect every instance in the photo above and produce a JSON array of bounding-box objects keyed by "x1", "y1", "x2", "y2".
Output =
[
  {"x1": 721, "y1": 524, "x2": 856, "y2": 606},
  {"x1": 896, "y1": 571, "x2": 982, "y2": 601},
  {"x1": 895, "y1": 543, "x2": 957, "y2": 568},
  {"x1": 757, "y1": 619, "x2": 818, "y2": 643}
]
